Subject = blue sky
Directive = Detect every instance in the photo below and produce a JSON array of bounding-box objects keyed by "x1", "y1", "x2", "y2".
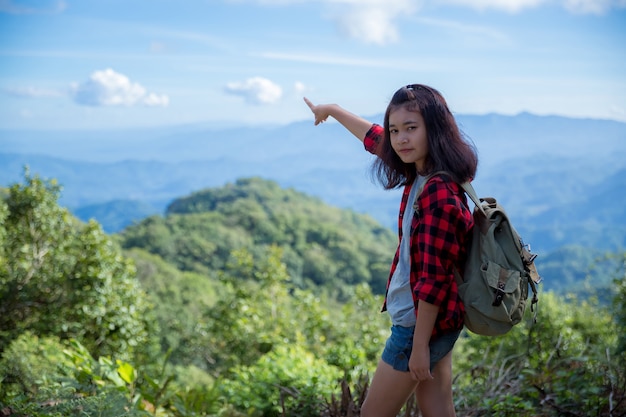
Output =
[{"x1": 1, "y1": 0, "x2": 625, "y2": 129}]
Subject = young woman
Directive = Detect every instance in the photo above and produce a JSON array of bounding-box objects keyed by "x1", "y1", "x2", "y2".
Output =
[{"x1": 304, "y1": 84, "x2": 478, "y2": 417}]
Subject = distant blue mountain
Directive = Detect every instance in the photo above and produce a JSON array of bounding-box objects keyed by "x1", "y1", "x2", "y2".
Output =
[{"x1": 1, "y1": 112, "x2": 625, "y2": 252}]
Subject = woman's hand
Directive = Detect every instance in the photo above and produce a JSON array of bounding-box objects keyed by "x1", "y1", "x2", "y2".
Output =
[
  {"x1": 303, "y1": 97, "x2": 373, "y2": 142},
  {"x1": 409, "y1": 343, "x2": 434, "y2": 382},
  {"x1": 411, "y1": 300, "x2": 438, "y2": 382},
  {"x1": 303, "y1": 97, "x2": 337, "y2": 126}
]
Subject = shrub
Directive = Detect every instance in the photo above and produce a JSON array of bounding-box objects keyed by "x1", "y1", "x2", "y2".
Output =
[{"x1": 219, "y1": 344, "x2": 342, "y2": 417}]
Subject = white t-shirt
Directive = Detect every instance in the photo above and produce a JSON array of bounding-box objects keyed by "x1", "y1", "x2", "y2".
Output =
[{"x1": 386, "y1": 176, "x2": 425, "y2": 327}]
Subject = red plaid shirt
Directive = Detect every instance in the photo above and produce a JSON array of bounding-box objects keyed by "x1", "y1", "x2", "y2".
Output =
[{"x1": 365, "y1": 124, "x2": 473, "y2": 338}]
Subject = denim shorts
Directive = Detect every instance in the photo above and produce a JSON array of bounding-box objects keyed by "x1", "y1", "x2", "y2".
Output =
[{"x1": 381, "y1": 325, "x2": 461, "y2": 372}]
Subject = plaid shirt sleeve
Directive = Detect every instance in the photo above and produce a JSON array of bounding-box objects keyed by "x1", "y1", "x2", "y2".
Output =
[
  {"x1": 363, "y1": 124, "x2": 383, "y2": 154},
  {"x1": 411, "y1": 176, "x2": 473, "y2": 336}
]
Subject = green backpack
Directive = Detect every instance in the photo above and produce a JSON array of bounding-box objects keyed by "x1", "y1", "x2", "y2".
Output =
[{"x1": 455, "y1": 181, "x2": 541, "y2": 336}]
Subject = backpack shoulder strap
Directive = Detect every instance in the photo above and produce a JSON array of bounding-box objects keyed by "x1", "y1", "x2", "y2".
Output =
[
  {"x1": 417, "y1": 171, "x2": 455, "y2": 195},
  {"x1": 417, "y1": 172, "x2": 490, "y2": 221},
  {"x1": 459, "y1": 182, "x2": 487, "y2": 217}
]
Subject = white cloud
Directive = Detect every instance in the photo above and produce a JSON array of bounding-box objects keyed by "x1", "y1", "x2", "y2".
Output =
[
  {"x1": 292, "y1": 81, "x2": 314, "y2": 98},
  {"x1": 143, "y1": 92, "x2": 170, "y2": 107},
  {"x1": 0, "y1": 0, "x2": 66, "y2": 14},
  {"x1": 69, "y1": 69, "x2": 169, "y2": 107},
  {"x1": 328, "y1": 0, "x2": 419, "y2": 45},
  {"x1": 294, "y1": 81, "x2": 309, "y2": 95},
  {"x1": 224, "y1": 77, "x2": 283, "y2": 105},
  {"x1": 335, "y1": 6, "x2": 398, "y2": 44}
]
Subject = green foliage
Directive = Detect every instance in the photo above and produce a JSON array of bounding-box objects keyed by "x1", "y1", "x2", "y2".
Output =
[
  {"x1": 454, "y1": 291, "x2": 623, "y2": 416},
  {"x1": 126, "y1": 248, "x2": 218, "y2": 369},
  {"x1": 201, "y1": 246, "x2": 388, "y2": 379},
  {"x1": 3, "y1": 172, "x2": 625, "y2": 416},
  {"x1": 0, "y1": 334, "x2": 144, "y2": 417},
  {"x1": 0, "y1": 171, "x2": 157, "y2": 361},
  {"x1": 116, "y1": 241, "x2": 388, "y2": 415},
  {"x1": 319, "y1": 283, "x2": 389, "y2": 376},
  {"x1": 219, "y1": 344, "x2": 342, "y2": 417},
  {"x1": 203, "y1": 246, "x2": 294, "y2": 375},
  {"x1": 0, "y1": 335, "x2": 225, "y2": 417},
  {"x1": 0, "y1": 332, "x2": 72, "y2": 398},
  {"x1": 121, "y1": 177, "x2": 396, "y2": 296}
]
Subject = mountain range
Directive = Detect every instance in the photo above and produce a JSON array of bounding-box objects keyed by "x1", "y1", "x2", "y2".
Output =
[{"x1": 1, "y1": 112, "x2": 625, "y2": 256}]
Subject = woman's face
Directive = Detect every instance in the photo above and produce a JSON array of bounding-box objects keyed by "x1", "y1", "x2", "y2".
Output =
[{"x1": 388, "y1": 107, "x2": 428, "y2": 171}]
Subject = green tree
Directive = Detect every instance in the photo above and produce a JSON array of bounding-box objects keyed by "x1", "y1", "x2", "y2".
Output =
[{"x1": 0, "y1": 171, "x2": 155, "y2": 360}]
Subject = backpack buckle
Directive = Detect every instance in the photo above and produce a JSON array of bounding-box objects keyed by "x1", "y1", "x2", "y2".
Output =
[
  {"x1": 492, "y1": 281, "x2": 505, "y2": 306},
  {"x1": 522, "y1": 244, "x2": 542, "y2": 284}
]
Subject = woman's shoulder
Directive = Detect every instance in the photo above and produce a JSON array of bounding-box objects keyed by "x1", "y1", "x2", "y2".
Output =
[
  {"x1": 368, "y1": 123, "x2": 383, "y2": 136},
  {"x1": 419, "y1": 173, "x2": 463, "y2": 206},
  {"x1": 424, "y1": 172, "x2": 461, "y2": 191},
  {"x1": 364, "y1": 123, "x2": 383, "y2": 154}
]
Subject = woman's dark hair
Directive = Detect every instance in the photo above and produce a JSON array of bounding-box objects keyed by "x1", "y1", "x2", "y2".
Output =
[{"x1": 372, "y1": 84, "x2": 478, "y2": 189}]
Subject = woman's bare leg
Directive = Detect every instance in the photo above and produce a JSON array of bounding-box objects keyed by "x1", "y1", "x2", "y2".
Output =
[
  {"x1": 360, "y1": 360, "x2": 418, "y2": 417},
  {"x1": 414, "y1": 351, "x2": 456, "y2": 417}
]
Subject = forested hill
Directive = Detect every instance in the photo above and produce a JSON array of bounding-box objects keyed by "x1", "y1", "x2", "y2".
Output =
[
  {"x1": 120, "y1": 177, "x2": 397, "y2": 296},
  {"x1": 118, "y1": 176, "x2": 616, "y2": 298}
]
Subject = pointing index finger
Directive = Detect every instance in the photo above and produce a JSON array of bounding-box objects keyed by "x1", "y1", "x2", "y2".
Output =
[{"x1": 303, "y1": 97, "x2": 314, "y2": 110}]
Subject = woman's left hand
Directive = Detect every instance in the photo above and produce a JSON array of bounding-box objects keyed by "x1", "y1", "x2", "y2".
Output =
[
  {"x1": 303, "y1": 97, "x2": 334, "y2": 125},
  {"x1": 409, "y1": 343, "x2": 434, "y2": 382}
]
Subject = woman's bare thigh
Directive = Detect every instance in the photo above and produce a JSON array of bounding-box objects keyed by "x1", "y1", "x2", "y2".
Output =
[
  {"x1": 360, "y1": 360, "x2": 417, "y2": 417},
  {"x1": 415, "y1": 351, "x2": 455, "y2": 417}
]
